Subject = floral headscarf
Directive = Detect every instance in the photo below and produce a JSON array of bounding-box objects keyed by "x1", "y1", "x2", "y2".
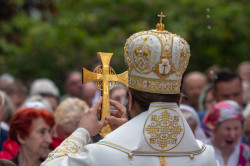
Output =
[{"x1": 203, "y1": 100, "x2": 244, "y2": 131}]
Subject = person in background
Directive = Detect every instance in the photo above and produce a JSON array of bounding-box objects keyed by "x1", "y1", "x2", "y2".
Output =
[
  {"x1": 0, "y1": 80, "x2": 27, "y2": 111},
  {"x1": 237, "y1": 61, "x2": 250, "y2": 106},
  {"x1": 1, "y1": 94, "x2": 15, "y2": 131},
  {"x1": 212, "y1": 69, "x2": 244, "y2": 109},
  {"x1": 0, "y1": 101, "x2": 54, "y2": 159},
  {"x1": 53, "y1": 98, "x2": 89, "y2": 147},
  {"x1": 81, "y1": 82, "x2": 98, "y2": 107},
  {"x1": 0, "y1": 74, "x2": 15, "y2": 89},
  {"x1": 180, "y1": 104, "x2": 208, "y2": 143},
  {"x1": 0, "y1": 90, "x2": 8, "y2": 151},
  {"x1": 22, "y1": 95, "x2": 53, "y2": 112},
  {"x1": 182, "y1": 71, "x2": 207, "y2": 111},
  {"x1": 205, "y1": 65, "x2": 221, "y2": 84},
  {"x1": 29, "y1": 78, "x2": 60, "y2": 111},
  {"x1": 8, "y1": 107, "x2": 55, "y2": 166},
  {"x1": 203, "y1": 100, "x2": 250, "y2": 166},
  {"x1": 110, "y1": 83, "x2": 127, "y2": 105},
  {"x1": 199, "y1": 85, "x2": 216, "y2": 112},
  {"x1": 238, "y1": 61, "x2": 250, "y2": 83},
  {"x1": 198, "y1": 85, "x2": 217, "y2": 121},
  {"x1": 242, "y1": 104, "x2": 250, "y2": 145},
  {"x1": 242, "y1": 81, "x2": 250, "y2": 104},
  {"x1": 61, "y1": 70, "x2": 82, "y2": 101}
]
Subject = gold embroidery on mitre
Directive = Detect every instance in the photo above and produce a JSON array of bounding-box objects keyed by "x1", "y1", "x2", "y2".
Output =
[
  {"x1": 128, "y1": 75, "x2": 181, "y2": 94},
  {"x1": 175, "y1": 39, "x2": 190, "y2": 77},
  {"x1": 144, "y1": 108, "x2": 184, "y2": 151},
  {"x1": 133, "y1": 36, "x2": 152, "y2": 74},
  {"x1": 123, "y1": 14, "x2": 191, "y2": 94}
]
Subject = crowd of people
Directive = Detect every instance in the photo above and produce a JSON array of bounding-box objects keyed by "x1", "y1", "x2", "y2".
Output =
[
  {"x1": 0, "y1": 16, "x2": 250, "y2": 166},
  {"x1": 0, "y1": 70, "x2": 128, "y2": 165}
]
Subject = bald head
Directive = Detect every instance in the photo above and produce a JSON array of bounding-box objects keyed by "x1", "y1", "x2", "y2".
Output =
[
  {"x1": 65, "y1": 71, "x2": 82, "y2": 98},
  {"x1": 183, "y1": 71, "x2": 207, "y2": 110},
  {"x1": 81, "y1": 82, "x2": 98, "y2": 106}
]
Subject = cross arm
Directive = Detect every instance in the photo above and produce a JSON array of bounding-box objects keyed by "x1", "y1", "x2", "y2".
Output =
[{"x1": 82, "y1": 68, "x2": 103, "y2": 83}]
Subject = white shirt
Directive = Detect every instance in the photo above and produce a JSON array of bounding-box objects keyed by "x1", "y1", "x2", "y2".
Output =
[{"x1": 207, "y1": 139, "x2": 239, "y2": 166}]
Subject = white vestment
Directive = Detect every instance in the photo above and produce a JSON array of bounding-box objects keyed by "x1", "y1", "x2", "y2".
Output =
[{"x1": 42, "y1": 102, "x2": 219, "y2": 166}]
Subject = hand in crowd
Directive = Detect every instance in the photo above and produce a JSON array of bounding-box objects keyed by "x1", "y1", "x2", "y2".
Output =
[
  {"x1": 78, "y1": 97, "x2": 108, "y2": 136},
  {"x1": 107, "y1": 99, "x2": 128, "y2": 130}
]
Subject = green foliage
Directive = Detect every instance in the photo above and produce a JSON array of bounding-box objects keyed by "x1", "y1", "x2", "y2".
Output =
[{"x1": 1, "y1": 0, "x2": 250, "y2": 90}]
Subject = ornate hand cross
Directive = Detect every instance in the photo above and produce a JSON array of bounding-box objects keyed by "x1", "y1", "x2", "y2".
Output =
[{"x1": 82, "y1": 52, "x2": 128, "y2": 137}]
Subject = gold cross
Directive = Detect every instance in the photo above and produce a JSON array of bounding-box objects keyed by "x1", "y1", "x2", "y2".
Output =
[
  {"x1": 82, "y1": 52, "x2": 128, "y2": 137},
  {"x1": 157, "y1": 11, "x2": 165, "y2": 24},
  {"x1": 156, "y1": 11, "x2": 165, "y2": 31}
]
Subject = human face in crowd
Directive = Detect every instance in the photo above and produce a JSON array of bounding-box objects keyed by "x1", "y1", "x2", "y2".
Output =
[
  {"x1": 20, "y1": 117, "x2": 52, "y2": 158},
  {"x1": 244, "y1": 116, "x2": 250, "y2": 142},
  {"x1": 66, "y1": 72, "x2": 82, "y2": 98},
  {"x1": 213, "y1": 119, "x2": 242, "y2": 153},
  {"x1": 43, "y1": 96, "x2": 58, "y2": 111},
  {"x1": 204, "y1": 90, "x2": 216, "y2": 111},
  {"x1": 110, "y1": 88, "x2": 127, "y2": 104},
  {"x1": 82, "y1": 82, "x2": 97, "y2": 107},
  {"x1": 184, "y1": 73, "x2": 207, "y2": 109},
  {"x1": 213, "y1": 78, "x2": 243, "y2": 107},
  {"x1": 9, "y1": 92, "x2": 26, "y2": 111}
]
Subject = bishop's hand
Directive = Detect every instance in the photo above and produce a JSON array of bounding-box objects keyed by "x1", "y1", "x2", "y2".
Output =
[
  {"x1": 106, "y1": 99, "x2": 128, "y2": 130},
  {"x1": 78, "y1": 97, "x2": 108, "y2": 136}
]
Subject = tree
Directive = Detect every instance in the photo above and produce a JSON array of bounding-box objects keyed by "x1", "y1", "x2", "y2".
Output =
[{"x1": 1, "y1": 0, "x2": 250, "y2": 92}]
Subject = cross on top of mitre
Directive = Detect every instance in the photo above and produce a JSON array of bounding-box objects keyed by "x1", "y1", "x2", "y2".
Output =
[{"x1": 156, "y1": 11, "x2": 166, "y2": 31}]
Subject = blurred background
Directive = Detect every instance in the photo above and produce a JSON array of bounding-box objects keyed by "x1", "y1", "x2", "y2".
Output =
[{"x1": 0, "y1": 0, "x2": 250, "y2": 91}]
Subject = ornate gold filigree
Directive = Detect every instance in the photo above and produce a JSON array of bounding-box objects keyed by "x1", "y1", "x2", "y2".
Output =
[
  {"x1": 82, "y1": 52, "x2": 128, "y2": 137},
  {"x1": 144, "y1": 108, "x2": 184, "y2": 151},
  {"x1": 128, "y1": 75, "x2": 181, "y2": 94},
  {"x1": 123, "y1": 15, "x2": 191, "y2": 95},
  {"x1": 133, "y1": 36, "x2": 152, "y2": 74},
  {"x1": 45, "y1": 129, "x2": 88, "y2": 162}
]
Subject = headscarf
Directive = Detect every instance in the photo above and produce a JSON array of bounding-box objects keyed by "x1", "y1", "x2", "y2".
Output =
[{"x1": 203, "y1": 100, "x2": 244, "y2": 132}]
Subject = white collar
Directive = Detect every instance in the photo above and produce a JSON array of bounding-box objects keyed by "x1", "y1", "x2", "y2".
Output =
[{"x1": 99, "y1": 102, "x2": 204, "y2": 156}]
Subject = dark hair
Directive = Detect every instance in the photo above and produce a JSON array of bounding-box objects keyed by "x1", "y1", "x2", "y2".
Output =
[
  {"x1": 212, "y1": 68, "x2": 242, "y2": 90},
  {"x1": 129, "y1": 88, "x2": 181, "y2": 112}
]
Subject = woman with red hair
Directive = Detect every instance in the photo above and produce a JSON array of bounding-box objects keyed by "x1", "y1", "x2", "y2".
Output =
[{"x1": 8, "y1": 107, "x2": 55, "y2": 166}]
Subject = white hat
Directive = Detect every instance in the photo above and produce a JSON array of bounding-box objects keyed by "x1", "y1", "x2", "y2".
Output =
[
  {"x1": 124, "y1": 12, "x2": 190, "y2": 94},
  {"x1": 29, "y1": 78, "x2": 60, "y2": 97}
]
